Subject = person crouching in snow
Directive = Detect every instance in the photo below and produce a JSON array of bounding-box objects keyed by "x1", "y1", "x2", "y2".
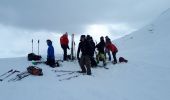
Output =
[
  {"x1": 96, "y1": 36, "x2": 106, "y2": 66},
  {"x1": 105, "y1": 37, "x2": 118, "y2": 64},
  {"x1": 46, "y1": 39, "x2": 55, "y2": 67}
]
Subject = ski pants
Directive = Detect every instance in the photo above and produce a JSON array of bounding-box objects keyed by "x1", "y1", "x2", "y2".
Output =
[
  {"x1": 112, "y1": 51, "x2": 117, "y2": 63},
  {"x1": 96, "y1": 52, "x2": 106, "y2": 64},
  {"x1": 90, "y1": 56, "x2": 97, "y2": 67},
  {"x1": 105, "y1": 48, "x2": 111, "y2": 61},
  {"x1": 46, "y1": 58, "x2": 55, "y2": 67},
  {"x1": 61, "y1": 45, "x2": 68, "y2": 61},
  {"x1": 79, "y1": 55, "x2": 91, "y2": 74}
]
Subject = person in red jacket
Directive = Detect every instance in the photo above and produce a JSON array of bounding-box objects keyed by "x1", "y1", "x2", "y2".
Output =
[
  {"x1": 105, "y1": 36, "x2": 118, "y2": 64},
  {"x1": 60, "y1": 32, "x2": 69, "y2": 61}
]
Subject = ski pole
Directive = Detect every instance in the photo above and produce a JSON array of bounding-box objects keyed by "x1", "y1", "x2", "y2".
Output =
[
  {"x1": 32, "y1": 39, "x2": 34, "y2": 53},
  {"x1": 38, "y1": 40, "x2": 40, "y2": 55},
  {"x1": 0, "y1": 70, "x2": 20, "y2": 81},
  {"x1": 0, "y1": 69, "x2": 13, "y2": 77}
]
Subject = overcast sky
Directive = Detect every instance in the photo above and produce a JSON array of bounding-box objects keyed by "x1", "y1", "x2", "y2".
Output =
[{"x1": 0, "y1": 0, "x2": 170, "y2": 58}]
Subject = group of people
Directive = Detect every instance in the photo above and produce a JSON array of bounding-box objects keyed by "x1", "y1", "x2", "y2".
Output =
[
  {"x1": 45, "y1": 33, "x2": 118, "y2": 75},
  {"x1": 77, "y1": 35, "x2": 118, "y2": 75}
]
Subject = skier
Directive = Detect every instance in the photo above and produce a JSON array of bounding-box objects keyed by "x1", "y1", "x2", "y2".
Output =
[
  {"x1": 105, "y1": 36, "x2": 111, "y2": 61},
  {"x1": 46, "y1": 39, "x2": 55, "y2": 67},
  {"x1": 105, "y1": 38, "x2": 118, "y2": 64},
  {"x1": 86, "y1": 35, "x2": 97, "y2": 67},
  {"x1": 77, "y1": 35, "x2": 92, "y2": 75},
  {"x1": 60, "y1": 32, "x2": 70, "y2": 61},
  {"x1": 96, "y1": 36, "x2": 106, "y2": 66}
]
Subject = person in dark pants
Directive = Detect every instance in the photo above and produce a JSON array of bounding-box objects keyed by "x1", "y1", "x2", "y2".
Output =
[
  {"x1": 105, "y1": 38, "x2": 118, "y2": 64},
  {"x1": 60, "y1": 32, "x2": 69, "y2": 61},
  {"x1": 86, "y1": 35, "x2": 97, "y2": 67},
  {"x1": 77, "y1": 35, "x2": 93, "y2": 75},
  {"x1": 105, "y1": 36, "x2": 111, "y2": 61},
  {"x1": 46, "y1": 39, "x2": 55, "y2": 67}
]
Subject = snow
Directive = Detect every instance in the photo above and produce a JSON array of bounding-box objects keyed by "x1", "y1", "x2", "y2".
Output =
[{"x1": 1, "y1": 9, "x2": 170, "y2": 100}]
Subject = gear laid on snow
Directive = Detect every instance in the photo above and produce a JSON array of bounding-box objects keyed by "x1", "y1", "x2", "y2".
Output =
[
  {"x1": 28, "y1": 39, "x2": 42, "y2": 61},
  {"x1": 0, "y1": 70, "x2": 20, "y2": 82},
  {"x1": 27, "y1": 66, "x2": 43, "y2": 76},
  {"x1": 119, "y1": 57, "x2": 128, "y2": 63}
]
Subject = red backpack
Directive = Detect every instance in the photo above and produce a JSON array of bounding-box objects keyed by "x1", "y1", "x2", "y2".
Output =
[{"x1": 27, "y1": 66, "x2": 43, "y2": 76}]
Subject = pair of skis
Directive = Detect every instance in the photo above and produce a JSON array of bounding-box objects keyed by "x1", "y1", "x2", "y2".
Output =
[
  {"x1": 0, "y1": 69, "x2": 20, "y2": 82},
  {"x1": 8, "y1": 71, "x2": 30, "y2": 82},
  {"x1": 0, "y1": 69, "x2": 30, "y2": 82},
  {"x1": 52, "y1": 70, "x2": 93, "y2": 81}
]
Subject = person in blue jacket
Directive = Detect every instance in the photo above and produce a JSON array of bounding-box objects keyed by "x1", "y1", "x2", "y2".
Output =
[{"x1": 46, "y1": 39, "x2": 55, "y2": 67}]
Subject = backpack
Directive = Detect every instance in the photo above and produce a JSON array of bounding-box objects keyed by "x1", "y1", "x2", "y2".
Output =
[
  {"x1": 28, "y1": 53, "x2": 42, "y2": 61},
  {"x1": 119, "y1": 57, "x2": 128, "y2": 63},
  {"x1": 27, "y1": 66, "x2": 43, "y2": 76}
]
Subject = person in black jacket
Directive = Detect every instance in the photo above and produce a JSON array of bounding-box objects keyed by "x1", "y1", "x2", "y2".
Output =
[
  {"x1": 96, "y1": 36, "x2": 106, "y2": 66},
  {"x1": 77, "y1": 35, "x2": 92, "y2": 75},
  {"x1": 86, "y1": 35, "x2": 97, "y2": 67}
]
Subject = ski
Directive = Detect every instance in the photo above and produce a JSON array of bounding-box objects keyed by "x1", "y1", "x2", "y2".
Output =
[
  {"x1": 0, "y1": 70, "x2": 20, "y2": 81},
  {"x1": 103, "y1": 66, "x2": 109, "y2": 69},
  {"x1": 97, "y1": 65, "x2": 109, "y2": 69},
  {"x1": 8, "y1": 71, "x2": 30, "y2": 82},
  {"x1": 71, "y1": 33, "x2": 76, "y2": 60},
  {"x1": 0, "y1": 69, "x2": 13, "y2": 78},
  {"x1": 59, "y1": 74, "x2": 81, "y2": 81},
  {"x1": 56, "y1": 71, "x2": 79, "y2": 77},
  {"x1": 58, "y1": 73, "x2": 94, "y2": 81},
  {"x1": 52, "y1": 69, "x2": 78, "y2": 73}
]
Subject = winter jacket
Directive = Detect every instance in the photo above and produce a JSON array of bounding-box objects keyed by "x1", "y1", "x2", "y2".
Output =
[
  {"x1": 89, "y1": 40, "x2": 95, "y2": 57},
  {"x1": 77, "y1": 39, "x2": 93, "y2": 58},
  {"x1": 106, "y1": 42, "x2": 118, "y2": 53},
  {"x1": 60, "y1": 34, "x2": 69, "y2": 45},
  {"x1": 96, "y1": 40, "x2": 105, "y2": 54},
  {"x1": 47, "y1": 42, "x2": 55, "y2": 60}
]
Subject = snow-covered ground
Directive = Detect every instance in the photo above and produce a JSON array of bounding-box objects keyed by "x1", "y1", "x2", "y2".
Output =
[{"x1": 1, "y1": 9, "x2": 170, "y2": 100}]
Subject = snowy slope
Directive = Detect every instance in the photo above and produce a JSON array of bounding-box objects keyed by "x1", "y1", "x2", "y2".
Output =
[
  {"x1": 116, "y1": 8, "x2": 170, "y2": 67},
  {"x1": 1, "y1": 9, "x2": 170, "y2": 100}
]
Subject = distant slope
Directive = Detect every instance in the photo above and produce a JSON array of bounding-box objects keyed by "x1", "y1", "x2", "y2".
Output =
[{"x1": 115, "y1": 8, "x2": 170, "y2": 66}]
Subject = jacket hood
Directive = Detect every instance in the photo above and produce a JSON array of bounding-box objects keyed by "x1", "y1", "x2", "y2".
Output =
[{"x1": 47, "y1": 40, "x2": 52, "y2": 46}]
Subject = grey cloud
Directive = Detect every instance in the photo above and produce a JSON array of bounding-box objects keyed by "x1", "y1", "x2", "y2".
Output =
[{"x1": 0, "y1": 0, "x2": 170, "y2": 33}]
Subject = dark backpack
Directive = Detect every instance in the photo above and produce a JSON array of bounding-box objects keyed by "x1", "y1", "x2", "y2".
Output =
[
  {"x1": 27, "y1": 66, "x2": 43, "y2": 76},
  {"x1": 28, "y1": 53, "x2": 42, "y2": 61},
  {"x1": 119, "y1": 57, "x2": 128, "y2": 63}
]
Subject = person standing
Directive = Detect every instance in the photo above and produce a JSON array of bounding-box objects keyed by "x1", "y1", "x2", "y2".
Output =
[
  {"x1": 86, "y1": 35, "x2": 97, "y2": 67},
  {"x1": 96, "y1": 36, "x2": 106, "y2": 66},
  {"x1": 105, "y1": 37, "x2": 118, "y2": 64},
  {"x1": 105, "y1": 36, "x2": 111, "y2": 61},
  {"x1": 60, "y1": 32, "x2": 69, "y2": 61},
  {"x1": 46, "y1": 39, "x2": 55, "y2": 67},
  {"x1": 77, "y1": 35, "x2": 92, "y2": 75}
]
